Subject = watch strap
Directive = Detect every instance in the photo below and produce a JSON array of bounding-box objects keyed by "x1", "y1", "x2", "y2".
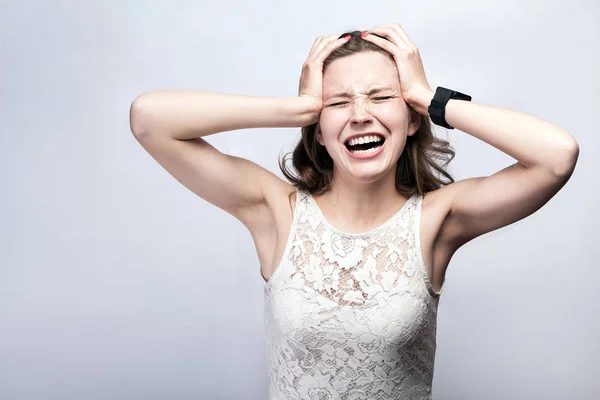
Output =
[{"x1": 428, "y1": 86, "x2": 472, "y2": 129}]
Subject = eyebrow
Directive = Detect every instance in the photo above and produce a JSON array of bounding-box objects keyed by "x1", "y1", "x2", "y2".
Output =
[{"x1": 326, "y1": 86, "x2": 396, "y2": 100}]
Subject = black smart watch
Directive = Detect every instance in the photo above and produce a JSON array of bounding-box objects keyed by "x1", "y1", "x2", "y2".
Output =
[{"x1": 428, "y1": 86, "x2": 472, "y2": 129}]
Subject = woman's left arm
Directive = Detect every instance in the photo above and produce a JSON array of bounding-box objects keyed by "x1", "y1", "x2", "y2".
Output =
[
  {"x1": 409, "y1": 88, "x2": 579, "y2": 248},
  {"x1": 363, "y1": 24, "x2": 580, "y2": 249}
]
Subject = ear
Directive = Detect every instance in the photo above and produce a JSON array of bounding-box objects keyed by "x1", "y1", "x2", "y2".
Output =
[
  {"x1": 407, "y1": 106, "x2": 421, "y2": 137},
  {"x1": 316, "y1": 124, "x2": 325, "y2": 146}
]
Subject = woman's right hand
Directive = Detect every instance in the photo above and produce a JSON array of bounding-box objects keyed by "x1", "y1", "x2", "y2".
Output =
[{"x1": 297, "y1": 34, "x2": 351, "y2": 125}]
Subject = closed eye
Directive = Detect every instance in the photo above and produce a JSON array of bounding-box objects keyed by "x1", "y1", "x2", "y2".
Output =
[
  {"x1": 328, "y1": 96, "x2": 394, "y2": 107},
  {"x1": 375, "y1": 96, "x2": 394, "y2": 100}
]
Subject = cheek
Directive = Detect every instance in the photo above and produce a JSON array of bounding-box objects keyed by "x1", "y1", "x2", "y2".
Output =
[
  {"x1": 379, "y1": 103, "x2": 408, "y2": 122},
  {"x1": 318, "y1": 116, "x2": 345, "y2": 144},
  {"x1": 321, "y1": 112, "x2": 348, "y2": 129}
]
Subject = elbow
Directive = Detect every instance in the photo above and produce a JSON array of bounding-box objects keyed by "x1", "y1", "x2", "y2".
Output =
[
  {"x1": 552, "y1": 139, "x2": 580, "y2": 178},
  {"x1": 129, "y1": 93, "x2": 154, "y2": 138}
]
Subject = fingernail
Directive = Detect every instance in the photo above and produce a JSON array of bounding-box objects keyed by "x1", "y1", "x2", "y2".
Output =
[
  {"x1": 344, "y1": 35, "x2": 351, "y2": 40},
  {"x1": 361, "y1": 31, "x2": 369, "y2": 38}
]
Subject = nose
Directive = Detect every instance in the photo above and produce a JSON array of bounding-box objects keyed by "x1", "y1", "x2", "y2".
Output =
[{"x1": 350, "y1": 99, "x2": 374, "y2": 126}]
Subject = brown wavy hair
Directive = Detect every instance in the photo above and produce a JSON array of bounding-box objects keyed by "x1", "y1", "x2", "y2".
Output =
[{"x1": 278, "y1": 30, "x2": 455, "y2": 197}]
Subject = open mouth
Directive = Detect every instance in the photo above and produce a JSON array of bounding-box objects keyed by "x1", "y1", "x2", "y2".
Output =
[{"x1": 344, "y1": 136, "x2": 386, "y2": 155}]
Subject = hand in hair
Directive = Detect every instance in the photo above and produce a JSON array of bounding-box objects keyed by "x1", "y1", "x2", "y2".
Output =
[
  {"x1": 297, "y1": 34, "x2": 352, "y2": 125},
  {"x1": 361, "y1": 24, "x2": 433, "y2": 110}
]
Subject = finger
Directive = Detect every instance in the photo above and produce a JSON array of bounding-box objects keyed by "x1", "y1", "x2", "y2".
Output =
[
  {"x1": 387, "y1": 23, "x2": 416, "y2": 49},
  {"x1": 307, "y1": 34, "x2": 349, "y2": 61},
  {"x1": 308, "y1": 35, "x2": 351, "y2": 65},
  {"x1": 374, "y1": 23, "x2": 414, "y2": 44},
  {"x1": 369, "y1": 25, "x2": 417, "y2": 52},
  {"x1": 366, "y1": 26, "x2": 411, "y2": 51},
  {"x1": 361, "y1": 31, "x2": 401, "y2": 57},
  {"x1": 305, "y1": 36, "x2": 324, "y2": 60},
  {"x1": 307, "y1": 34, "x2": 341, "y2": 58}
]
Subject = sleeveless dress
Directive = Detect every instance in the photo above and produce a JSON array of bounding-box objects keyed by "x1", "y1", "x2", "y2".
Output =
[{"x1": 263, "y1": 187, "x2": 444, "y2": 400}]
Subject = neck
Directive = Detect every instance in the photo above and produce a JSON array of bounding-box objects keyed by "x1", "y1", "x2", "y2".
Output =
[{"x1": 316, "y1": 173, "x2": 407, "y2": 230}]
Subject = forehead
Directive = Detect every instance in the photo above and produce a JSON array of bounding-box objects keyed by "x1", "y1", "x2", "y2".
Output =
[{"x1": 323, "y1": 52, "x2": 400, "y2": 95}]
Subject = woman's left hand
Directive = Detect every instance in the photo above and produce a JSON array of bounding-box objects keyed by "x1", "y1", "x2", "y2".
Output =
[{"x1": 361, "y1": 24, "x2": 433, "y2": 111}]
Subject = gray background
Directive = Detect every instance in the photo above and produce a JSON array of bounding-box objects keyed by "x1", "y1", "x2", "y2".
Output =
[{"x1": 1, "y1": 0, "x2": 598, "y2": 399}]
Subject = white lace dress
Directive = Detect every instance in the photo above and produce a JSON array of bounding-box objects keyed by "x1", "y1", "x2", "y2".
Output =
[{"x1": 263, "y1": 188, "x2": 444, "y2": 400}]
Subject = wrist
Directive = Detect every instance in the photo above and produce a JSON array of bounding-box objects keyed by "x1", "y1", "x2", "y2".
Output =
[
  {"x1": 294, "y1": 95, "x2": 323, "y2": 126},
  {"x1": 406, "y1": 88, "x2": 435, "y2": 116}
]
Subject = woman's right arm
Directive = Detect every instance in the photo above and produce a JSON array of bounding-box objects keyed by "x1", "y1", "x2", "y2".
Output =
[
  {"x1": 128, "y1": 35, "x2": 350, "y2": 233},
  {"x1": 128, "y1": 91, "x2": 318, "y2": 234}
]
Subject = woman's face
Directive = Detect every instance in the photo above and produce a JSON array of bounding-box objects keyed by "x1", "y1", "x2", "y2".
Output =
[{"x1": 317, "y1": 51, "x2": 420, "y2": 184}]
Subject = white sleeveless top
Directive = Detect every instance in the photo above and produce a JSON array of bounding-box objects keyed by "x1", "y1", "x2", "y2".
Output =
[{"x1": 263, "y1": 188, "x2": 444, "y2": 400}]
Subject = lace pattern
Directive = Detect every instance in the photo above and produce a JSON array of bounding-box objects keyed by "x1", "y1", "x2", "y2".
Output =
[{"x1": 264, "y1": 188, "x2": 443, "y2": 399}]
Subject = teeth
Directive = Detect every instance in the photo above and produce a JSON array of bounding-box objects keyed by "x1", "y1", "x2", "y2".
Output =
[
  {"x1": 347, "y1": 135, "x2": 383, "y2": 146},
  {"x1": 350, "y1": 144, "x2": 383, "y2": 155}
]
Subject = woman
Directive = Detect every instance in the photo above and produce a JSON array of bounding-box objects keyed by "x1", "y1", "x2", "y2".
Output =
[{"x1": 129, "y1": 25, "x2": 579, "y2": 399}]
